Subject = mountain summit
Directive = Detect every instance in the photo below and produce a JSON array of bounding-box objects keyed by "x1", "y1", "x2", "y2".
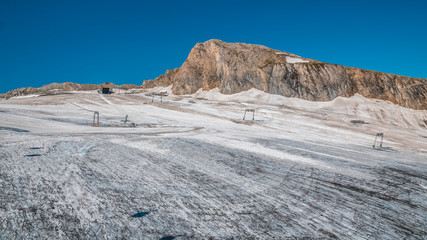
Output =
[{"x1": 143, "y1": 39, "x2": 427, "y2": 110}]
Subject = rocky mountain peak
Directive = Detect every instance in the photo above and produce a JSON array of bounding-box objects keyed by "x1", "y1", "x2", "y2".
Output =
[{"x1": 143, "y1": 39, "x2": 427, "y2": 110}]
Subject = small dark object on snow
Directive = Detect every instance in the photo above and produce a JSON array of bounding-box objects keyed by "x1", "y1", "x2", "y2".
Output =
[
  {"x1": 131, "y1": 211, "x2": 149, "y2": 218},
  {"x1": 121, "y1": 115, "x2": 130, "y2": 124},
  {"x1": 30, "y1": 147, "x2": 42, "y2": 149},
  {"x1": 159, "y1": 236, "x2": 175, "y2": 240},
  {"x1": 25, "y1": 154, "x2": 41, "y2": 157},
  {"x1": 350, "y1": 120, "x2": 367, "y2": 125},
  {"x1": 100, "y1": 87, "x2": 111, "y2": 94}
]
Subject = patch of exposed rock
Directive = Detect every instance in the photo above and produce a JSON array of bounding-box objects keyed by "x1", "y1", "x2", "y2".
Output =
[
  {"x1": 1, "y1": 82, "x2": 139, "y2": 99},
  {"x1": 143, "y1": 39, "x2": 427, "y2": 110}
]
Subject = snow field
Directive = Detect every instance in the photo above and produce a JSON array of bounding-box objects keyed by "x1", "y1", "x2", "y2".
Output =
[{"x1": 0, "y1": 89, "x2": 426, "y2": 239}]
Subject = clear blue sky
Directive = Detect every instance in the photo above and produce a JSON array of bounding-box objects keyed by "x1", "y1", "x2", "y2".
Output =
[{"x1": 1, "y1": 0, "x2": 426, "y2": 93}]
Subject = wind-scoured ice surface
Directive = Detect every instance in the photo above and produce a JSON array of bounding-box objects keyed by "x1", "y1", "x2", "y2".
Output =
[{"x1": 1, "y1": 88, "x2": 426, "y2": 239}]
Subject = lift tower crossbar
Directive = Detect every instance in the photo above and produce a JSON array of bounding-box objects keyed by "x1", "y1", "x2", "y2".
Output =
[
  {"x1": 243, "y1": 109, "x2": 255, "y2": 120},
  {"x1": 92, "y1": 111, "x2": 100, "y2": 126},
  {"x1": 373, "y1": 133, "x2": 384, "y2": 148}
]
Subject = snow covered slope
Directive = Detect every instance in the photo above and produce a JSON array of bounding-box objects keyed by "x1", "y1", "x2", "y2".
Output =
[{"x1": 0, "y1": 89, "x2": 426, "y2": 239}]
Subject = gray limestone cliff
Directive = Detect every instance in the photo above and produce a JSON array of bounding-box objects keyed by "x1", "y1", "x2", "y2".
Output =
[{"x1": 143, "y1": 39, "x2": 427, "y2": 110}]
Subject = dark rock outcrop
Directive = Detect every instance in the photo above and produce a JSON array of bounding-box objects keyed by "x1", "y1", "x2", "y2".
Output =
[{"x1": 143, "y1": 39, "x2": 427, "y2": 110}]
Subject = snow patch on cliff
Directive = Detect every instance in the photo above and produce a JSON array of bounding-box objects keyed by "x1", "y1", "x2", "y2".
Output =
[{"x1": 286, "y1": 56, "x2": 310, "y2": 63}]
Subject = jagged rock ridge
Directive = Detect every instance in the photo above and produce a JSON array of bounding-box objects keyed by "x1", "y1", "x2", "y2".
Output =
[
  {"x1": 1, "y1": 82, "x2": 139, "y2": 99},
  {"x1": 143, "y1": 39, "x2": 427, "y2": 110}
]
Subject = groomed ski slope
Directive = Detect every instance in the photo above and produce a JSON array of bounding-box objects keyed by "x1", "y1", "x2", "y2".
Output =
[{"x1": 0, "y1": 88, "x2": 426, "y2": 239}]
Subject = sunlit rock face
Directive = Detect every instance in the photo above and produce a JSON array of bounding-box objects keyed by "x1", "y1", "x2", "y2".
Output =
[{"x1": 143, "y1": 39, "x2": 427, "y2": 110}]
